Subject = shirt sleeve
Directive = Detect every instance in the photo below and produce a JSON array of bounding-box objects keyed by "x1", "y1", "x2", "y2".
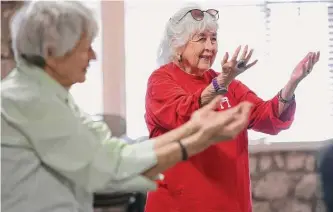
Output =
[
  {"x1": 1, "y1": 95, "x2": 159, "y2": 193},
  {"x1": 146, "y1": 71, "x2": 205, "y2": 130},
  {"x1": 231, "y1": 80, "x2": 296, "y2": 135}
]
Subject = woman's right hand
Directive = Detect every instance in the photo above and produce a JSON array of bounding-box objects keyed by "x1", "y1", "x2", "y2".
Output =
[
  {"x1": 200, "y1": 45, "x2": 257, "y2": 106},
  {"x1": 217, "y1": 45, "x2": 258, "y2": 87},
  {"x1": 190, "y1": 96, "x2": 253, "y2": 146}
]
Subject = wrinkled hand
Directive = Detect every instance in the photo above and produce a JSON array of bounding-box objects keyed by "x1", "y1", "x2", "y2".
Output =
[
  {"x1": 290, "y1": 51, "x2": 320, "y2": 83},
  {"x1": 217, "y1": 45, "x2": 258, "y2": 87},
  {"x1": 191, "y1": 96, "x2": 253, "y2": 142}
]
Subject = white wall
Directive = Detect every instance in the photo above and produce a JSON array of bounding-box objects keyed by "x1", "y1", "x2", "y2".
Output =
[{"x1": 70, "y1": 1, "x2": 103, "y2": 115}]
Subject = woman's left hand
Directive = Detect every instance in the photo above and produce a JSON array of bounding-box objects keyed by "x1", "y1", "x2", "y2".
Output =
[{"x1": 290, "y1": 51, "x2": 320, "y2": 84}]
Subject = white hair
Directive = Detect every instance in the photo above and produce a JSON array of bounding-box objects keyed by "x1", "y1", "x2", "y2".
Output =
[
  {"x1": 157, "y1": 3, "x2": 219, "y2": 66},
  {"x1": 10, "y1": 1, "x2": 98, "y2": 63}
]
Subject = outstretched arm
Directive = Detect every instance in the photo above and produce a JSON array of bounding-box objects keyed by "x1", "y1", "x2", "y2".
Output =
[{"x1": 231, "y1": 80, "x2": 296, "y2": 135}]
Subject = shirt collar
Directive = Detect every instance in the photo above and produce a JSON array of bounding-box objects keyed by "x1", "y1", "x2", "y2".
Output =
[{"x1": 16, "y1": 60, "x2": 74, "y2": 104}]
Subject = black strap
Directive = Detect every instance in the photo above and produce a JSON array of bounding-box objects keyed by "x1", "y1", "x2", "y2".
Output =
[
  {"x1": 177, "y1": 140, "x2": 188, "y2": 161},
  {"x1": 278, "y1": 89, "x2": 295, "y2": 104}
]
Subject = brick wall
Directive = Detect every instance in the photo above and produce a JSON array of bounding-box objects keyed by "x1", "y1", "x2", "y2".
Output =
[{"x1": 250, "y1": 150, "x2": 326, "y2": 212}]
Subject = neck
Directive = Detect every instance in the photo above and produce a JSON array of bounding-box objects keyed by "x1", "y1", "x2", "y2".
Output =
[
  {"x1": 174, "y1": 61, "x2": 204, "y2": 76},
  {"x1": 44, "y1": 66, "x2": 71, "y2": 90}
]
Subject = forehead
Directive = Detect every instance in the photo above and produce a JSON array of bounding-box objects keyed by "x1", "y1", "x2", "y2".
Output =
[
  {"x1": 193, "y1": 30, "x2": 217, "y2": 37},
  {"x1": 74, "y1": 34, "x2": 92, "y2": 49},
  {"x1": 62, "y1": 34, "x2": 91, "y2": 59}
]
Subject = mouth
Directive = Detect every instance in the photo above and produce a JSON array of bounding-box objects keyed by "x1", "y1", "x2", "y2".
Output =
[
  {"x1": 83, "y1": 65, "x2": 90, "y2": 72},
  {"x1": 199, "y1": 55, "x2": 212, "y2": 62}
]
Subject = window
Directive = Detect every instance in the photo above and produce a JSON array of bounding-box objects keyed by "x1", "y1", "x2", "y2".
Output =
[
  {"x1": 125, "y1": 1, "x2": 181, "y2": 138},
  {"x1": 125, "y1": 0, "x2": 333, "y2": 142},
  {"x1": 70, "y1": 1, "x2": 104, "y2": 115},
  {"x1": 253, "y1": 2, "x2": 333, "y2": 142}
]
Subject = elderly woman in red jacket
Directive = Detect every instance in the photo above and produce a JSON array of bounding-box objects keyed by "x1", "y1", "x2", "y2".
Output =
[{"x1": 144, "y1": 5, "x2": 320, "y2": 212}]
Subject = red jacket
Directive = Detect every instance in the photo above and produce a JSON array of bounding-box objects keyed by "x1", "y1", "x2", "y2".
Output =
[{"x1": 144, "y1": 63, "x2": 296, "y2": 212}]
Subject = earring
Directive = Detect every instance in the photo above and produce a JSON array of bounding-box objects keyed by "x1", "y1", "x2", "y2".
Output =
[{"x1": 177, "y1": 54, "x2": 182, "y2": 63}]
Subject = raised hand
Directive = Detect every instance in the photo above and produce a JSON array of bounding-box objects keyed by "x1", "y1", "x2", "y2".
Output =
[
  {"x1": 217, "y1": 45, "x2": 258, "y2": 87},
  {"x1": 207, "y1": 101, "x2": 253, "y2": 142},
  {"x1": 190, "y1": 96, "x2": 253, "y2": 142},
  {"x1": 290, "y1": 51, "x2": 320, "y2": 84}
]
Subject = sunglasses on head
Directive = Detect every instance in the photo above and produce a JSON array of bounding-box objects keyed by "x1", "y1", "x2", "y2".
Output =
[{"x1": 173, "y1": 9, "x2": 219, "y2": 24}]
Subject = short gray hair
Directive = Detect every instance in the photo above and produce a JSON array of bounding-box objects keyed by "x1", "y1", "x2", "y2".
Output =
[
  {"x1": 10, "y1": 1, "x2": 98, "y2": 65},
  {"x1": 157, "y1": 4, "x2": 219, "y2": 66}
]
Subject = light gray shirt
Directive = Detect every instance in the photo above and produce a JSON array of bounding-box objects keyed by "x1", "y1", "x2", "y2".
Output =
[{"x1": 1, "y1": 61, "x2": 161, "y2": 212}]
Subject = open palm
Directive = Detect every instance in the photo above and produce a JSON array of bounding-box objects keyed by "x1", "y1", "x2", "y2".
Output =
[
  {"x1": 191, "y1": 96, "x2": 253, "y2": 141},
  {"x1": 290, "y1": 52, "x2": 320, "y2": 83}
]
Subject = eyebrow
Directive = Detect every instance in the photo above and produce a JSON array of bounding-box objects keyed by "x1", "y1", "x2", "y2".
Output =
[{"x1": 198, "y1": 32, "x2": 217, "y2": 37}]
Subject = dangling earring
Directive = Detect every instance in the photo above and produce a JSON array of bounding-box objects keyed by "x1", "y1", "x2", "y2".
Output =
[{"x1": 177, "y1": 54, "x2": 183, "y2": 63}]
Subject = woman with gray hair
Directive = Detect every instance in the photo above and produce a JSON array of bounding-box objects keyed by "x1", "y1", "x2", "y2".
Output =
[
  {"x1": 144, "y1": 4, "x2": 320, "y2": 212},
  {"x1": 1, "y1": 1, "x2": 253, "y2": 212}
]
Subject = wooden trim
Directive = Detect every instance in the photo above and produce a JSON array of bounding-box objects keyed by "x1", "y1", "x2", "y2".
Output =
[{"x1": 101, "y1": 1, "x2": 126, "y2": 118}]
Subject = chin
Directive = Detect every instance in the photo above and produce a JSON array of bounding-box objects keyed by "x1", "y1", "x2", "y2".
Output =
[
  {"x1": 78, "y1": 78, "x2": 86, "y2": 83},
  {"x1": 77, "y1": 75, "x2": 86, "y2": 83},
  {"x1": 198, "y1": 63, "x2": 212, "y2": 71}
]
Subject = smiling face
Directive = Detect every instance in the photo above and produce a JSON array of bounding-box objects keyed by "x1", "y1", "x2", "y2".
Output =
[
  {"x1": 45, "y1": 34, "x2": 96, "y2": 88},
  {"x1": 179, "y1": 30, "x2": 218, "y2": 75}
]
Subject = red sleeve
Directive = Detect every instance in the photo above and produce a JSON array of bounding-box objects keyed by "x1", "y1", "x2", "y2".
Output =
[
  {"x1": 145, "y1": 71, "x2": 204, "y2": 130},
  {"x1": 231, "y1": 80, "x2": 296, "y2": 135}
]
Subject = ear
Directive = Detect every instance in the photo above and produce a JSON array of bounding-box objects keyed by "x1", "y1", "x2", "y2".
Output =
[
  {"x1": 178, "y1": 45, "x2": 186, "y2": 53},
  {"x1": 44, "y1": 46, "x2": 58, "y2": 69},
  {"x1": 174, "y1": 46, "x2": 185, "y2": 58},
  {"x1": 45, "y1": 57, "x2": 57, "y2": 70}
]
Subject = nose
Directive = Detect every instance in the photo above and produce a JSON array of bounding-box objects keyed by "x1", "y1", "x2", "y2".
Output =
[
  {"x1": 204, "y1": 39, "x2": 215, "y2": 51},
  {"x1": 89, "y1": 47, "x2": 97, "y2": 60}
]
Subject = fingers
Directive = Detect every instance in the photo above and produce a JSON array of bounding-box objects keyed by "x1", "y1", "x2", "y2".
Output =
[
  {"x1": 210, "y1": 105, "x2": 242, "y2": 127},
  {"x1": 245, "y1": 49, "x2": 254, "y2": 63},
  {"x1": 238, "y1": 101, "x2": 253, "y2": 113},
  {"x1": 298, "y1": 53, "x2": 311, "y2": 75},
  {"x1": 301, "y1": 62, "x2": 307, "y2": 74},
  {"x1": 238, "y1": 101, "x2": 254, "y2": 115},
  {"x1": 304, "y1": 51, "x2": 321, "y2": 75},
  {"x1": 203, "y1": 95, "x2": 222, "y2": 111},
  {"x1": 221, "y1": 114, "x2": 248, "y2": 139},
  {"x1": 240, "y1": 45, "x2": 248, "y2": 60},
  {"x1": 221, "y1": 52, "x2": 229, "y2": 66},
  {"x1": 214, "y1": 102, "x2": 251, "y2": 127},
  {"x1": 222, "y1": 103, "x2": 243, "y2": 115},
  {"x1": 312, "y1": 51, "x2": 320, "y2": 64},
  {"x1": 223, "y1": 115, "x2": 247, "y2": 138},
  {"x1": 245, "y1": 59, "x2": 258, "y2": 70},
  {"x1": 192, "y1": 96, "x2": 223, "y2": 125},
  {"x1": 198, "y1": 102, "x2": 253, "y2": 143},
  {"x1": 239, "y1": 45, "x2": 254, "y2": 63},
  {"x1": 232, "y1": 101, "x2": 253, "y2": 122},
  {"x1": 300, "y1": 52, "x2": 312, "y2": 65},
  {"x1": 238, "y1": 47, "x2": 257, "y2": 74},
  {"x1": 306, "y1": 53, "x2": 313, "y2": 73},
  {"x1": 315, "y1": 51, "x2": 320, "y2": 63},
  {"x1": 223, "y1": 45, "x2": 255, "y2": 67},
  {"x1": 306, "y1": 51, "x2": 321, "y2": 74},
  {"x1": 217, "y1": 102, "x2": 253, "y2": 139},
  {"x1": 231, "y1": 45, "x2": 241, "y2": 63}
]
